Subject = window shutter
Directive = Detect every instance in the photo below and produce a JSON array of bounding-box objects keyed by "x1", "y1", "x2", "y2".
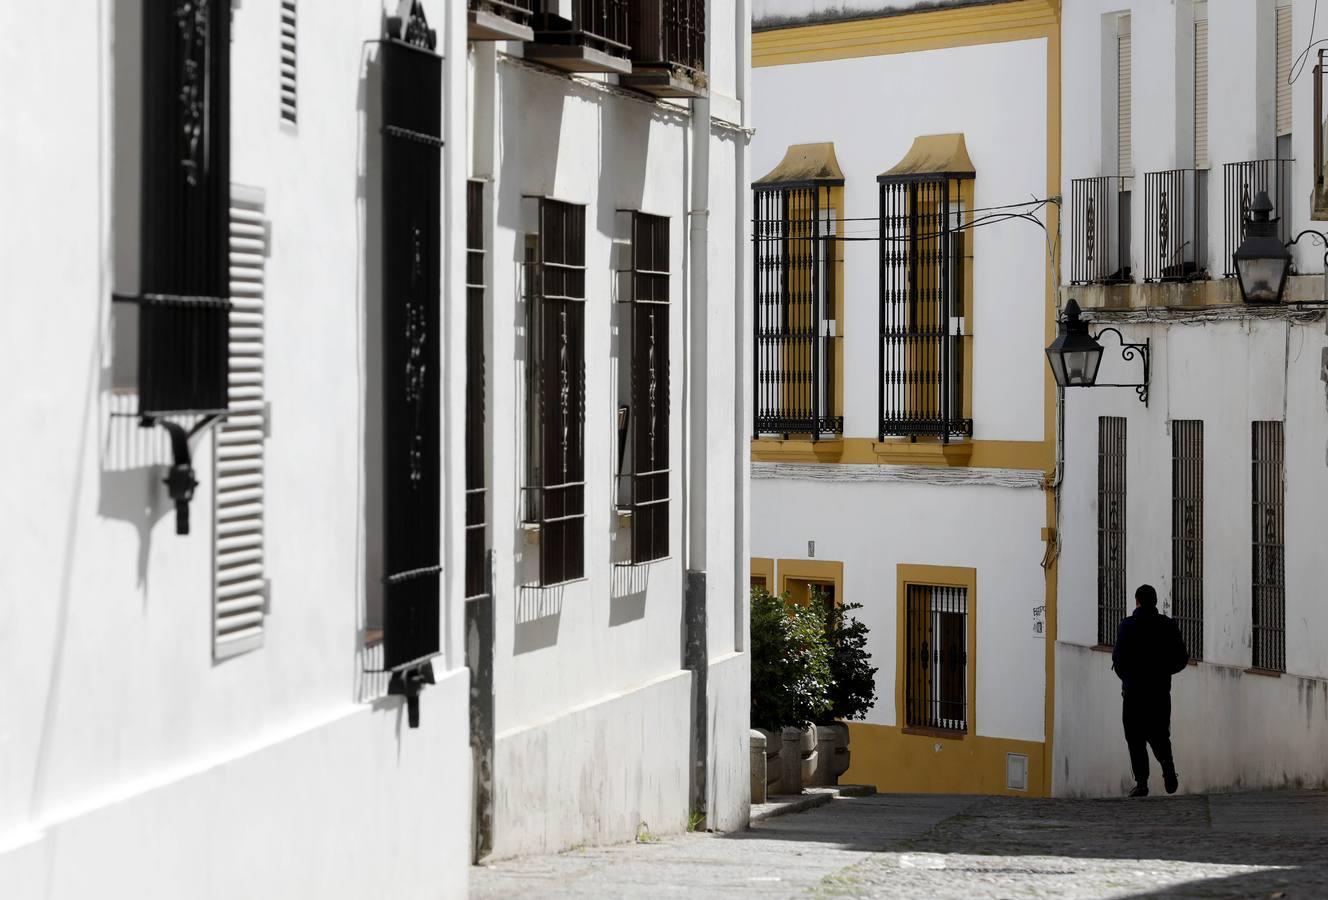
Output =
[
  {"x1": 1195, "y1": 12, "x2": 1209, "y2": 169},
  {"x1": 280, "y1": 1, "x2": 298, "y2": 124},
  {"x1": 1276, "y1": 4, "x2": 1293, "y2": 137},
  {"x1": 1118, "y1": 17, "x2": 1132, "y2": 177},
  {"x1": 213, "y1": 186, "x2": 269, "y2": 660}
]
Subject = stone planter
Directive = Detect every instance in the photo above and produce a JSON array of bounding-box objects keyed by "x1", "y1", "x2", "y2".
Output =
[
  {"x1": 798, "y1": 725, "x2": 819, "y2": 784},
  {"x1": 749, "y1": 730, "x2": 768, "y2": 804},
  {"x1": 810, "y1": 722, "x2": 851, "y2": 785},
  {"x1": 756, "y1": 728, "x2": 782, "y2": 794},
  {"x1": 777, "y1": 726, "x2": 817, "y2": 794}
]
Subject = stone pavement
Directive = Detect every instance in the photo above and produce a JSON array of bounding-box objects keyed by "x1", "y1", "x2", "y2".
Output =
[{"x1": 470, "y1": 789, "x2": 1328, "y2": 898}]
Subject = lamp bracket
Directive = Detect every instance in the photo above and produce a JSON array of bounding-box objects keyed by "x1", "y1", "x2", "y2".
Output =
[{"x1": 1087, "y1": 327, "x2": 1150, "y2": 406}]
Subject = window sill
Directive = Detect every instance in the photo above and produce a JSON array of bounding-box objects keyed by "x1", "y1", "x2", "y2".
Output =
[
  {"x1": 1091, "y1": 643, "x2": 1114, "y2": 653},
  {"x1": 1244, "y1": 666, "x2": 1284, "y2": 679},
  {"x1": 901, "y1": 726, "x2": 966, "y2": 741},
  {"x1": 750, "y1": 437, "x2": 844, "y2": 463},
  {"x1": 873, "y1": 439, "x2": 973, "y2": 468}
]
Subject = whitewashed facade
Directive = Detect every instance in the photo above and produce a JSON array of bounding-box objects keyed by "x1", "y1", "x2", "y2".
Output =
[
  {"x1": 1056, "y1": 0, "x2": 1328, "y2": 796},
  {"x1": 0, "y1": 1, "x2": 751, "y2": 896},
  {"x1": 749, "y1": 0, "x2": 1061, "y2": 795}
]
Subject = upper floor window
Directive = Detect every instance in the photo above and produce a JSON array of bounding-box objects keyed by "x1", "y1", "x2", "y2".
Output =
[
  {"x1": 752, "y1": 143, "x2": 844, "y2": 441},
  {"x1": 525, "y1": 198, "x2": 587, "y2": 587},
  {"x1": 877, "y1": 134, "x2": 974, "y2": 442}
]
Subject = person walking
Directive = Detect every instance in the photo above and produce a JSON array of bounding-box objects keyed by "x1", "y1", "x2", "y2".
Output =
[{"x1": 1111, "y1": 584, "x2": 1189, "y2": 797}]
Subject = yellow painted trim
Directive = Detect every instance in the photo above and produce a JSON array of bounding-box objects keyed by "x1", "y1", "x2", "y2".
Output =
[
  {"x1": 778, "y1": 558, "x2": 844, "y2": 606},
  {"x1": 896, "y1": 564, "x2": 978, "y2": 738},
  {"x1": 1042, "y1": 12, "x2": 1061, "y2": 799},
  {"x1": 843, "y1": 721, "x2": 1046, "y2": 796},
  {"x1": 753, "y1": 0, "x2": 1060, "y2": 68},
  {"x1": 750, "y1": 557, "x2": 775, "y2": 591},
  {"x1": 752, "y1": 437, "x2": 1048, "y2": 471}
]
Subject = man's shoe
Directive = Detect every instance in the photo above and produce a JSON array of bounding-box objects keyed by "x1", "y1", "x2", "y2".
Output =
[
  {"x1": 1164, "y1": 771, "x2": 1179, "y2": 795},
  {"x1": 1128, "y1": 783, "x2": 1150, "y2": 798}
]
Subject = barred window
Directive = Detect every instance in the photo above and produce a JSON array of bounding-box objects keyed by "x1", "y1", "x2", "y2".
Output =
[
  {"x1": 619, "y1": 212, "x2": 670, "y2": 564},
  {"x1": 878, "y1": 139, "x2": 973, "y2": 442},
  {"x1": 904, "y1": 584, "x2": 968, "y2": 733},
  {"x1": 1252, "y1": 420, "x2": 1285, "y2": 672},
  {"x1": 466, "y1": 180, "x2": 489, "y2": 601},
  {"x1": 1171, "y1": 420, "x2": 1203, "y2": 660},
  {"x1": 280, "y1": 1, "x2": 298, "y2": 124},
  {"x1": 1098, "y1": 416, "x2": 1127, "y2": 646},
  {"x1": 128, "y1": 0, "x2": 233, "y2": 417},
  {"x1": 752, "y1": 143, "x2": 844, "y2": 440},
  {"x1": 525, "y1": 199, "x2": 587, "y2": 587}
]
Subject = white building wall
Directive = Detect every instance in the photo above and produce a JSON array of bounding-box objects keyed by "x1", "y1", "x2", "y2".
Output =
[
  {"x1": 1057, "y1": 0, "x2": 1328, "y2": 795},
  {"x1": 0, "y1": 1, "x2": 471, "y2": 896}
]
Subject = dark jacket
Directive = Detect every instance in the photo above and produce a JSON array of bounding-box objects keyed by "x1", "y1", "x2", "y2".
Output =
[{"x1": 1112, "y1": 607, "x2": 1189, "y2": 696}]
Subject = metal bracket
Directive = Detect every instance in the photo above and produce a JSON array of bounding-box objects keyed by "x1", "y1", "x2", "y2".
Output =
[
  {"x1": 143, "y1": 413, "x2": 220, "y2": 535},
  {"x1": 1090, "y1": 328, "x2": 1151, "y2": 406},
  {"x1": 388, "y1": 660, "x2": 436, "y2": 729}
]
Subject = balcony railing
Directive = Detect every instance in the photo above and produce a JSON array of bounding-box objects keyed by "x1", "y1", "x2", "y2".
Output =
[
  {"x1": 468, "y1": 0, "x2": 535, "y2": 41},
  {"x1": 1142, "y1": 168, "x2": 1207, "y2": 282},
  {"x1": 1070, "y1": 176, "x2": 1132, "y2": 285},
  {"x1": 530, "y1": 0, "x2": 631, "y2": 74},
  {"x1": 1223, "y1": 159, "x2": 1293, "y2": 277},
  {"x1": 625, "y1": 0, "x2": 705, "y2": 96}
]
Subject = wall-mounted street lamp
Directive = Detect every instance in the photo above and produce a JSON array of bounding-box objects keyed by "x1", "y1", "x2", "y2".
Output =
[
  {"x1": 1233, "y1": 189, "x2": 1328, "y2": 304},
  {"x1": 1046, "y1": 299, "x2": 1151, "y2": 405}
]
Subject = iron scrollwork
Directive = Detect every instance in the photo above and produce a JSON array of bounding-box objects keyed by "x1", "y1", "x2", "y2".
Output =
[
  {"x1": 176, "y1": 0, "x2": 210, "y2": 186},
  {"x1": 1091, "y1": 326, "x2": 1151, "y2": 406}
]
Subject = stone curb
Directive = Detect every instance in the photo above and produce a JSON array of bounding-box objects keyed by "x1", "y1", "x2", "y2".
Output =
[{"x1": 750, "y1": 784, "x2": 876, "y2": 823}]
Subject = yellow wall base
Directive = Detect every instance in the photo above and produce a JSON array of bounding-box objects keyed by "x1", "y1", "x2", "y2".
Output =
[{"x1": 843, "y1": 722, "x2": 1047, "y2": 797}]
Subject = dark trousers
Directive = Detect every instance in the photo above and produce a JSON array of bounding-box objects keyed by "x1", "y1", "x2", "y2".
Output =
[{"x1": 1122, "y1": 691, "x2": 1174, "y2": 785}]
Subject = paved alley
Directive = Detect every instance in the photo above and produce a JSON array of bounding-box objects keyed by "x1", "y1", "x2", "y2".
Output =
[{"x1": 471, "y1": 790, "x2": 1328, "y2": 898}]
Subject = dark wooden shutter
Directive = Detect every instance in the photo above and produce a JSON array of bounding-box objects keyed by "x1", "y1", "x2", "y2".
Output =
[
  {"x1": 138, "y1": 0, "x2": 232, "y2": 416},
  {"x1": 381, "y1": 13, "x2": 442, "y2": 671}
]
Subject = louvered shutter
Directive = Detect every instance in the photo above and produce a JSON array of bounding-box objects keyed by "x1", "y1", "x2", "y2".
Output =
[
  {"x1": 1195, "y1": 11, "x2": 1209, "y2": 168},
  {"x1": 280, "y1": 1, "x2": 298, "y2": 123},
  {"x1": 1276, "y1": 4, "x2": 1292, "y2": 136},
  {"x1": 1118, "y1": 17, "x2": 1132, "y2": 176},
  {"x1": 214, "y1": 186, "x2": 269, "y2": 660}
]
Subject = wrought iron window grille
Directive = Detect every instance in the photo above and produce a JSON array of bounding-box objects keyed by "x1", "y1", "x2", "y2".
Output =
[
  {"x1": 531, "y1": 0, "x2": 631, "y2": 59},
  {"x1": 119, "y1": 0, "x2": 234, "y2": 536},
  {"x1": 904, "y1": 584, "x2": 968, "y2": 733},
  {"x1": 615, "y1": 211, "x2": 671, "y2": 566},
  {"x1": 1171, "y1": 420, "x2": 1204, "y2": 661},
  {"x1": 1070, "y1": 175, "x2": 1132, "y2": 284},
  {"x1": 1142, "y1": 168, "x2": 1208, "y2": 282},
  {"x1": 1098, "y1": 416, "x2": 1128, "y2": 647},
  {"x1": 523, "y1": 198, "x2": 588, "y2": 587},
  {"x1": 622, "y1": 0, "x2": 706, "y2": 97},
  {"x1": 376, "y1": 1, "x2": 443, "y2": 720},
  {"x1": 1223, "y1": 159, "x2": 1293, "y2": 277},
  {"x1": 469, "y1": 0, "x2": 535, "y2": 26},
  {"x1": 753, "y1": 181, "x2": 844, "y2": 440},
  {"x1": 877, "y1": 173, "x2": 973, "y2": 442},
  {"x1": 466, "y1": 180, "x2": 490, "y2": 603},
  {"x1": 1251, "y1": 421, "x2": 1286, "y2": 673}
]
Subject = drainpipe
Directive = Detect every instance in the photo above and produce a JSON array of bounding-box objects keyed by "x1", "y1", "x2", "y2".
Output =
[{"x1": 684, "y1": 75, "x2": 712, "y2": 826}]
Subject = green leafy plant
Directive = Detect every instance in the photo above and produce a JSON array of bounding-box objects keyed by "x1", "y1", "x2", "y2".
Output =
[
  {"x1": 814, "y1": 590, "x2": 879, "y2": 723},
  {"x1": 750, "y1": 586, "x2": 832, "y2": 730}
]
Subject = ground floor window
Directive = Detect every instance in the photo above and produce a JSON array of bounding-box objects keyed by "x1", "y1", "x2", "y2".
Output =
[{"x1": 904, "y1": 583, "x2": 968, "y2": 733}]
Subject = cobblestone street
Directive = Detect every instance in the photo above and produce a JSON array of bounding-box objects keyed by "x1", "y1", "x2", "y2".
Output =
[{"x1": 472, "y1": 790, "x2": 1328, "y2": 898}]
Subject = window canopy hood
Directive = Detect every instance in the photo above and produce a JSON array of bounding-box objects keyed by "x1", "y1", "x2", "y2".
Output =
[
  {"x1": 878, "y1": 133, "x2": 975, "y2": 182},
  {"x1": 753, "y1": 142, "x2": 845, "y2": 188}
]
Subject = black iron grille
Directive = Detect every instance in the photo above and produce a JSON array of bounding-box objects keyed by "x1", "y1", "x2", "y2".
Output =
[
  {"x1": 469, "y1": 0, "x2": 534, "y2": 25},
  {"x1": 1252, "y1": 420, "x2": 1285, "y2": 673},
  {"x1": 753, "y1": 184, "x2": 842, "y2": 439},
  {"x1": 526, "y1": 199, "x2": 587, "y2": 586},
  {"x1": 466, "y1": 180, "x2": 489, "y2": 602},
  {"x1": 904, "y1": 584, "x2": 968, "y2": 732},
  {"x1": 1171, "y1": 420, "x2": 1203, "y2": 660},
  {"x1": 1142, "y1": 168, "x2": 1207, "y2": 282},
  {"x1": 629, "y1": 0, "x2": 705, "y2": 72},
  {"x1": 137, "y1": 0, "x2": 232, "y2": 416},
  {"x1": 1223, "y1": 159, "x2": 1293, "y2": 277},
  {"x1": 878, "y1": 177, "x2": 972, "y2": 441},
  {"x1": 1070, "y1": 176, "x2": 1131, "y2": 285},
  {"x1": 1098, "y1": 416, "x2": 1128, "y2": 646},
  {"x1": 380, "y1": 23, "x2": 442, "y2": 671},
  {"x1": 533, "y1": 0, "x2": 630, "y2": 56},
  {"x1": 624, "y1": 213, "x2": 670, "y2": 564}
]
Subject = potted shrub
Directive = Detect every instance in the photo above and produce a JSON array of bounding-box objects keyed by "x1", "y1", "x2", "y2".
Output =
[
  {"x1": 811, "y1": 591, "x2": 878, "y2": 786},
  {"x1": 750, "y1": 586, "x2": 832, "y2": 794}
]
